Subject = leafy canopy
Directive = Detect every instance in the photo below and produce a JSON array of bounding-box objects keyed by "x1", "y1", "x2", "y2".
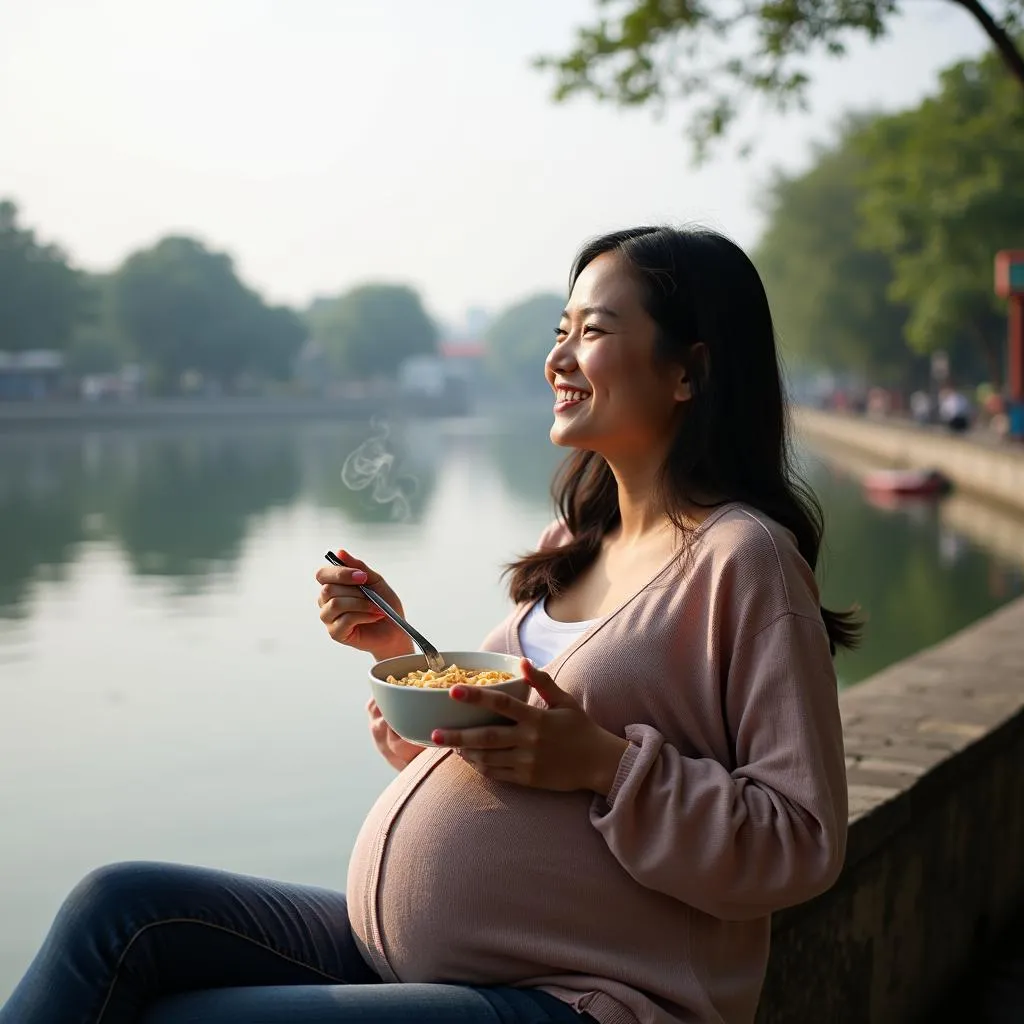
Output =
[
  {"x1": 112, "y1": 236, "x2": 305, "y2": 391},
  {"x1": 856, "y1": 49, "x2": 1024, "y2": 372},
  {"x1": 0, "y1": 199, "x2": 89, "y2": 352},
  {"x1": 537, "y1": 0, "x2": 1024, "y2": 159},
  {"x1": 484, "y1": 292, "x2": 565, "y2": 394},
  {"x1": 307, "y1": 284, "x2": 438, "y2": 379},
  {"x1": 754, "y1": 115, "x2": 911, "y2": 383}
]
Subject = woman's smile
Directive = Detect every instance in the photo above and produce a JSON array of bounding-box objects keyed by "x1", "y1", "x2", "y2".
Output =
[{"x1": 553, "y1": 384, "x2": 592, "y2": 414}]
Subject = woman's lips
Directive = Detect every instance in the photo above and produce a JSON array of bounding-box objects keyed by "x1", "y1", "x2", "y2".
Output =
[{"x1": 554, "y1": 389, "x2": 591, "y2": 413}]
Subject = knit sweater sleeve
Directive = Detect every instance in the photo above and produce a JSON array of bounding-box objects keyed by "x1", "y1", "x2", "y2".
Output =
[{"x1": 589, "y1": 611, "x2": 848, "y2": 921}]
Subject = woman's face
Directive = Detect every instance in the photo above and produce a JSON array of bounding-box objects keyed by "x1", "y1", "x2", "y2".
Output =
[{"x1": 545, "y1": 251, "x2": 689, "y2": 458}]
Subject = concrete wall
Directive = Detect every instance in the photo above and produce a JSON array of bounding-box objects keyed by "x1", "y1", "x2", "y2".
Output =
[
  {"x1": 757, "y1": 596, "x2": 1024, "y2": 1023},
  {"x1": 755, "y1": 411, "x2": 1024, "y2": 1022},
  {"x1": 794, "y1": 407, "x2": 1024, "y2": 512}
]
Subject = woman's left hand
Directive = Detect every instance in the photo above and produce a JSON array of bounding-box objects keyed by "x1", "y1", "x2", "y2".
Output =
[{"x1": 432, "y1": 658, "x2": 630, "y2": 796}]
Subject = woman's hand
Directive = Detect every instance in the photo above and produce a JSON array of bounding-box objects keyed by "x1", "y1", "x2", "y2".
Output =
[
  {"x1": 315, "y1": 549, "x2": 413, "y2": 663},
  {"x1": 432, "y1": 659, "x2": 630, "y2": 795},
  {"x1": 367, "y1": 698, "x2": 425, "y2": 771}
]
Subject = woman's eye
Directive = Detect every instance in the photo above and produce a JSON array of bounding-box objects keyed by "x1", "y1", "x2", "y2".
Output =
[
  {"x1": 553, "y1": 326, "x2": 567, "y2": 339},
  {"x1": 583, "y1": 324, "x2": 605, "y2": 336}
]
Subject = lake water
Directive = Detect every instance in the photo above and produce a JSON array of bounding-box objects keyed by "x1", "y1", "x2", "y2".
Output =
[{"x1": 1, "y1": 414, "x2": 1022, "y2": 999}]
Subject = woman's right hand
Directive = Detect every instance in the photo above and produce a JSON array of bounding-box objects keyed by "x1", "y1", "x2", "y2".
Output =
[
  {"x1": 315, "y1": 549, "x2": 413, "y2": 663},
  {"x1": 367, "y1": 698, "x2": 426, "y2": 770}
]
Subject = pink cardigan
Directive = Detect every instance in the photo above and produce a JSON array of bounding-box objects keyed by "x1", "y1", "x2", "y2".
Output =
[{"x1": 346, "y1": 504, "x2": 848, "y2": 1024}]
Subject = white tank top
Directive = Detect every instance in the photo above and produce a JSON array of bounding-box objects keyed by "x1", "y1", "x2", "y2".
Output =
[{"x1": 518, "y1": 598, "x2": 601, "y2": 667}]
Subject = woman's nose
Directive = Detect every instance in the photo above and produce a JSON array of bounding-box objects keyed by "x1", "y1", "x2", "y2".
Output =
[{"x1": 546, "y1": 340, "x2": 577, "y2": 375}]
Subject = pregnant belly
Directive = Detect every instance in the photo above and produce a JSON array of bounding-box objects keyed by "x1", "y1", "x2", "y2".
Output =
[{"x1": 347, "y1": 750, "x2": 617, "y2": 984}]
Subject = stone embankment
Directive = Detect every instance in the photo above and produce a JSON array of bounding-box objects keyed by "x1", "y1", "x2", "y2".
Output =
[
  {"x1": 794, "y1": 407, "x2": 1024, "y2": 512},
  {"x1": 757, "y1": 597, "x2": 1024, "y2": 1023}
]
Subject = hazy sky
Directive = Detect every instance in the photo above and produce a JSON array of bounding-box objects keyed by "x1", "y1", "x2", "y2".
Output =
[{"x1": 1, "y1": 0, "x2": 990, "y2": 326}]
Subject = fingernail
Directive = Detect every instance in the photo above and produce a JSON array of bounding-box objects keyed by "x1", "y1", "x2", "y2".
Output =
[
  {"x1": 353, "y1": 570, "x2": 368, "y2": 583},
  {"x1": 431, "y1": 730, "x2": 445, "y2": 744},
  {"x1": 450, "y1": 686, "x2": 466, "y2": 701}
]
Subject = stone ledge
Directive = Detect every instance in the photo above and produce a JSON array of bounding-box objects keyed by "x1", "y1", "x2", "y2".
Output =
[{"x1": 757, "y1": 595, "x2": 1024, "y2": 1023}]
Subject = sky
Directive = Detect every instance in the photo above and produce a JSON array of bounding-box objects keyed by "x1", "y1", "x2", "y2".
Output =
[{"x1": 0, "y1": 0, "x2": 993, "y2": 328}]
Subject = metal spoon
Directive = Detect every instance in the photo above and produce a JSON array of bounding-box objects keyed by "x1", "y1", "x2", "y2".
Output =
[{"x1": 324, "y1": 551, "x2": 446, "y2": 673}]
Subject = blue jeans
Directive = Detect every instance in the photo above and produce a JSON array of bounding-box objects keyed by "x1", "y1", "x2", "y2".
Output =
[{"x1": 0, "y1": 862, "x2": 595, "y2": 1024}]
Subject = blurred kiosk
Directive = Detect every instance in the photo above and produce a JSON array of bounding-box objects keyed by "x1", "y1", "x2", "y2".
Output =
[{"x1": 995, "y1": 250, "x2": 1024, "y2": 439}]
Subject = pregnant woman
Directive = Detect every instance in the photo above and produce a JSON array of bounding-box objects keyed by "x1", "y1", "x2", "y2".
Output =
[{"x1": 1, "y1": 226, "x2": 855, "y2": 1024}]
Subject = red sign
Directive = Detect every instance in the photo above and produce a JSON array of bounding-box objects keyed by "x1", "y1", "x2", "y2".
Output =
[{"x1": 995, "y1": 250, "x2": 1024, "y2": 297}]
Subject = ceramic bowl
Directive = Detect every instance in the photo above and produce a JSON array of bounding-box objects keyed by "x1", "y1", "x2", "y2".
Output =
[{"x1": 368, "y1": 650, "x2": 527, "y2": 746}]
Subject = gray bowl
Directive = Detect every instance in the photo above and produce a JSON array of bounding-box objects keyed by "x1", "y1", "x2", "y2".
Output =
[{"x1": 368, "y1": 650, "x2": 528, "y2": 746}]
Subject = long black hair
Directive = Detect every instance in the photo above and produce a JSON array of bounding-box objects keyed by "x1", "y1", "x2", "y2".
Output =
[{"x1": 505, "y1": 225, "x2": 861, "y2": 654}]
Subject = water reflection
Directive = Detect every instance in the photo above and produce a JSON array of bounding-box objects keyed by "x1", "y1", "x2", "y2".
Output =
[
  {"x1": 0, "y1": 419, "x2": 1021, "y2": 689},
  {"x1": 111, "y1": 431, "x2": 302, "y2": 579},
  {"x1": 801, "y1": 449, "x2": 1024, "y2": 684},
  {"x1": 0, "y1": 436, "x2": 89, "y2": 615},
  {"x1": 487, "y1": 417, "x2": 565, "y2": 509},
  {"x1": 0, "y1": 423, "x2": 440, "y2": 616}
]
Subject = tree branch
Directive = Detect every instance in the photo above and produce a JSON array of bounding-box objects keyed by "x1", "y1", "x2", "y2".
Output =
[{"x1": 949, "y1": 0, "x2": 1024, "y2": 88}]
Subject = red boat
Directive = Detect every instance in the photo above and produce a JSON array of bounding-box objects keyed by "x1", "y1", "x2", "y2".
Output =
[{"x1": 862, "y1": 468, "x2": 951, "y2": 498}]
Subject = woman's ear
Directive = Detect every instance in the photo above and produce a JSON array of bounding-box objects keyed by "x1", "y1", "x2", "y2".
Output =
[{"x1": 674, "y1": 343, "x2": 708, "y2": 403}]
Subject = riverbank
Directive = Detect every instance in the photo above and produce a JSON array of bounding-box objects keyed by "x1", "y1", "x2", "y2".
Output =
[
  {"x1": 0, "y1": 393, "x2": 467, "y2": 429},
  {"x1": 794, "y1": 407, "x2": 1024, "y2": 513}
]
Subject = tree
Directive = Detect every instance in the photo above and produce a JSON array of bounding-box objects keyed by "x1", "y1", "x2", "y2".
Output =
[
  {"x1": 308, "y1": 284, "x2": 437, "y2": 380},
  {"x1": 754, "y1": 115, "x2": 914, "y2": 384},
  {"x1": 245, "y1": 304, "x2": 307, "y2": 383},
  {"x1": 66, "y1": 273, "x2": 134, "y2": 375},
  {"x1": 484, "y1": 292, "x2": 565, "y2": 395},
  {"x1": 536, "y1": 1, "x2": 1024, "y2": 159},
  {"x1": 111, "y1": 236, "x2": 304, "y2": 392},
  {"x1": 856, "y1": 50, "x2": 1024, "y2": 384},
  {"x1": 0, "y1": 199, "x2": 89, "y2": 352}
]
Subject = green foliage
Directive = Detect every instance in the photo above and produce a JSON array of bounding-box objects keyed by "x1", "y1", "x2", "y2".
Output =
[
  {"x1": 537, "y1": 0, "x2": 1024, "y2": 160},
  {"x1": 754, "y1": 115, "x2": 913, "y2": 383},
  {"x1": 247, "y1": 305, "x2": 307, "y2": 383},
  {"x1": 66, "y1": 274, "x2": 133, "y2": 375},
  {"x1": 856, "y1": 50, "x2": 1024, "y2": 382},
  {"x1": 0, "y1": 199, "x2": 89, "y2": 352},
  {"x1": 111, "y1": 236, "x2": 305, "y2": 392},
  {"x1": 755, "y1": 44, "x2": 1024, "y2": 386},
  {"x1": 484, "y1": 292, "x2": 564, "y2": 394},
  {"x1": 308, "y1": 284, "x2": 438, "y2": 380}
]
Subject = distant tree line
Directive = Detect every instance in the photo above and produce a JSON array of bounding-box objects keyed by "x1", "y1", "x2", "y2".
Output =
[
  {"x1": 0, "y1": 195, "x2": 568, "y2": 398},
  {"x1": 0, "y1": 203, "x2": 443, "y2": 395},
  {"x1": 755, "y1": 47, "x2": 1024, "y2": 389}
]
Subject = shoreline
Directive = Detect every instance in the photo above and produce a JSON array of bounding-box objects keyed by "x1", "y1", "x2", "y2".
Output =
[
  {"x1": 0, "y1": 394, "x2": 476, "y2": 429},
  {"x1": 794, "y1": 406, "x2": 1024, "y2": 514}
]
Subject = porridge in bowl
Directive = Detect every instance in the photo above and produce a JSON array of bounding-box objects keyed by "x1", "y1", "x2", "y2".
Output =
[
  {"x1": 369, "y1": 650, "x2": 528, "y2": 744},
  {"x1": 386, "y1": 665, "x2": 514, "y2": 689}
]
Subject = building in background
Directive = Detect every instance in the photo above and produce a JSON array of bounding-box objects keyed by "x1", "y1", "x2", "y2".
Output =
[{"x1": 0, "y1": 350, "x2": 64, "y2": 400}]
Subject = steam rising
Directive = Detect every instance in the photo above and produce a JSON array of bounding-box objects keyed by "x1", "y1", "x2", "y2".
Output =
[{"x1": 341, "y1": 420, "x2": 415, "y2": 522}]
